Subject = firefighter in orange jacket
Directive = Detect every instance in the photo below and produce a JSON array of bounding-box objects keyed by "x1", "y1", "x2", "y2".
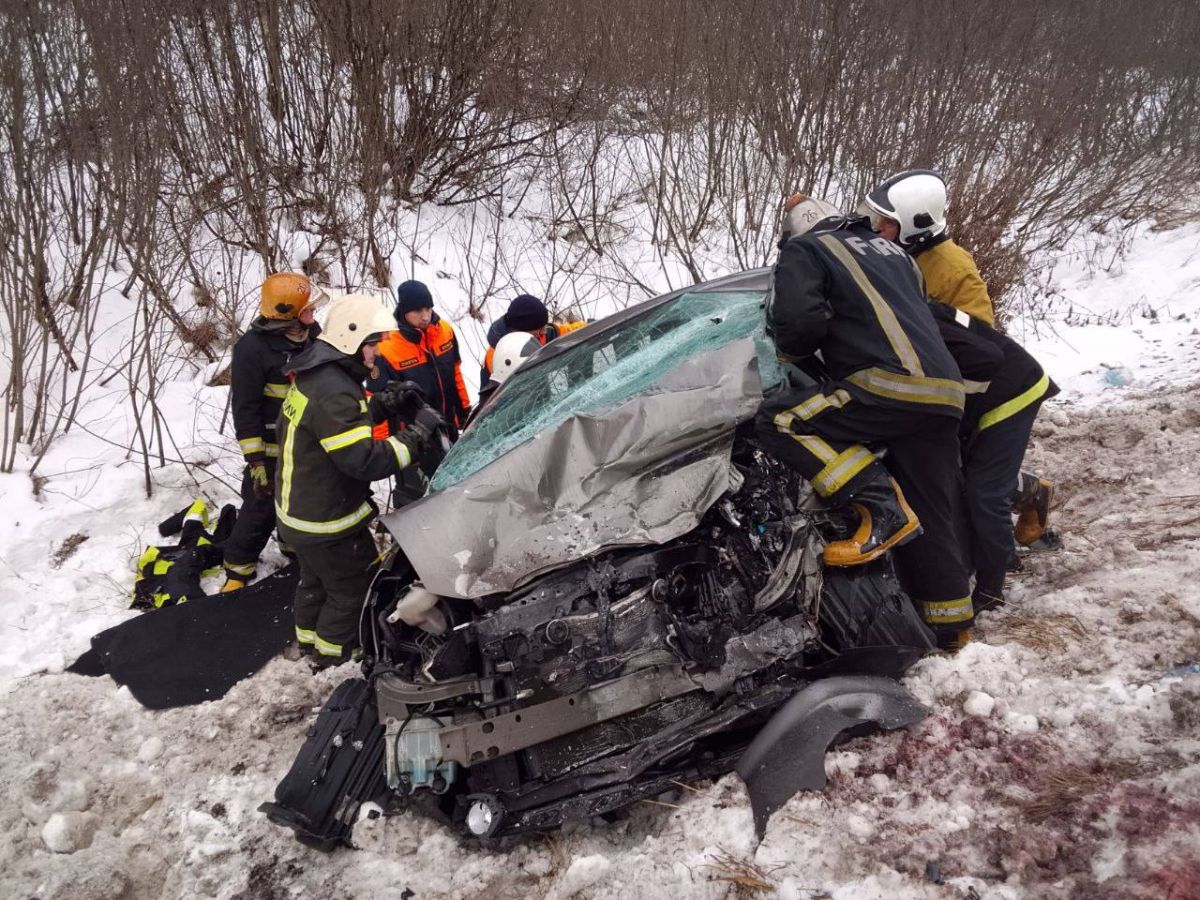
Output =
[{"x1": 366, "y1": 280, "x2": 471, "y2": 436}]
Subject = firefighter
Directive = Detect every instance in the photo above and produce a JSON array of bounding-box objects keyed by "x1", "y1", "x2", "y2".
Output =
[
  {"x1": 480, "y1": 294, "x2": 587, "y2": 383},
  {"x1": 864, "y1": 170, "x2": 1056, "y2": 545},
  {"x1": 367, "y1": 280, "x2": 471, "y2": 436},
  {"x1": 276, "y1": 293, "x2": 436, "y2": 664},
  {"x1": 466, "y1": 330, "x2": 541, "y2": 427},
  {"x1": 221, "y1": 273, "x2": 318, "y2": 592},
  {"x1": 928, "y1": 303, "x2": 1059, "y2": 612},
  {"x1": 862, "y1": 169, "x2": 995, "y2": 325},
  {"x1": 754, "y1": 194, "x2": 974, "y2": 650}
]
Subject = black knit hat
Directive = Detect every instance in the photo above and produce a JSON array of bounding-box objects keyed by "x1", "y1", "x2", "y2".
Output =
[
  {"x1": 504, "y1": 294, "x2": 548, "y2": 331},
  {"x1": 395, "y1": 280, "x2": 434, "y2": 319}
]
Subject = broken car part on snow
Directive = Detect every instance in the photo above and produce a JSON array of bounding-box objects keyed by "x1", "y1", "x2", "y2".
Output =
[{"x1": 262, "y1": 271, "x2": 934, "y2": 847}]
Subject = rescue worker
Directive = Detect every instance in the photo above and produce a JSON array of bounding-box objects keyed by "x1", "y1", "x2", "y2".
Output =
[
  {"x1": 367, "y1": 280, "x2": 471, "y2": 436},
  {"x1": 221, "y1": 272, "x2": 318, "y2": 591},
  {"x1": 481, "y1": 294, "x2": 587, "y2": 383},
  {"x1": 276, "y1": 293, "x2": 435, "y2": 664},
  {"x1": 928, "y1": 303, "x2": 1059, "y2": 612},
  {"x1": 755, "y1": 193, "x2": 974, "y2": 649},
  {"x1": 467, "y1": 330, "x2": 541, "y2": 427},
  {"x1": 864, "y1": 169, "x2": 1055, "y2": 545},
  {"x1": 862, "y1": 169, "x2": 995, "y2": 325}
]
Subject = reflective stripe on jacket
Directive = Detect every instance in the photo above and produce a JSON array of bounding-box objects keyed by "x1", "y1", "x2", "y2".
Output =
[
  {"x1": 367, "y1": 315, "x2": 470, "y2": 428},
  {"x1": 913, "y1": 237, "x2": 996, "y2": 326},
  {"x1": 275, "y1": 357, "x2": 410, "y2": 544},
  {"x1": 927, "y1": 303, "x2": 1059, "y2": 435},
  {"x1": 769, "y1": 219, "x2": 964, "y2": 418}
]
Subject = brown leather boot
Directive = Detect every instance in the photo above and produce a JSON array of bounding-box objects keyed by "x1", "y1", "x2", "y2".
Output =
[
  {"x1": 823, "y1": 470, "x2": 922, "y2": 567},
  {"x1": 1014, "y1": 477, "x2": 1054, "y2": 546}
]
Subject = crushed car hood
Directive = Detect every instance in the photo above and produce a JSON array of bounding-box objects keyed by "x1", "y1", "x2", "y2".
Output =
[{"x1": 384, "y1": 338, "x2": 767, "y2": 598}]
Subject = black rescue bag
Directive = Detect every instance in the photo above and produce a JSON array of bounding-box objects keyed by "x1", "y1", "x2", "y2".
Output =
[{"x1": 260, "y1": 677, "x2": 388, "y2": 851}]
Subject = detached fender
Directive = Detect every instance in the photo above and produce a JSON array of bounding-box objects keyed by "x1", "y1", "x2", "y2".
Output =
[{"x1": 736, "y1": 675, "x2": 927, "y2": 836}]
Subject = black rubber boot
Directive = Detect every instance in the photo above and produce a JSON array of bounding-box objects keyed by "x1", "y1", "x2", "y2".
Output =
[{"x1": 823, "y1": 466, "x2": 923, "y2": 567}]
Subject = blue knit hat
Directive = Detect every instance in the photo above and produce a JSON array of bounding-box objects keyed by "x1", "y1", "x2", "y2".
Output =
[
  {"x1": 395, "y1": 280, "x2": 434, "y2": 319},
  {"x1": 504, "y1": 294, "x2": 548, "y2": 331}
]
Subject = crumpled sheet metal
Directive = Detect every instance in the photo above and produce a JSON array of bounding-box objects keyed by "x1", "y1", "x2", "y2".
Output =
[{"x1": 383, "y1": 339, "x2": 764, "y2": 599}]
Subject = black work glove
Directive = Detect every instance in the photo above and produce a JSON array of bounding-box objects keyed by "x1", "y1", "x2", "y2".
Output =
[{"x1": 369, "y1": 381, "x2": 426, "y2": 424}]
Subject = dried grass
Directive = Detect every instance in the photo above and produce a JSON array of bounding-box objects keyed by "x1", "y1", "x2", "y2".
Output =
[
  {"x1": 1012, "y1": 761, "x2": 1140, "y2": 823},
  {"x1": 702, "y1": 847, "x2": 788, "y2": 896},
  {"x1": 994, "y1": 613, "x2": 1088, "y2": 652}
]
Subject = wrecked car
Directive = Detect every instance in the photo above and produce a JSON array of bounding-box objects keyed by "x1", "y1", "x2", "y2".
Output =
[{"x1": 263, "y1": 269, "x2": 935, "y2": 848}]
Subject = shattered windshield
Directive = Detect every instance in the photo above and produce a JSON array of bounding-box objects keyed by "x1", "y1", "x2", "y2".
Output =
[{"x1": 431, "y1": 290, "x2": 780, "y2": 491}]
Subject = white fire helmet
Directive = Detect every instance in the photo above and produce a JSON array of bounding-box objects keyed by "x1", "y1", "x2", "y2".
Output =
[
  {"x1": 491, "y1": 332, "x2": 541, "y2": 385},
  {"x1": 863, "y1": 170, "x2": 949, "y2": 247},
  {"x1": 781, "y1": 194, "x2": 844, "y2": 238},
  {"x1": 316, "y1": 293, "x2": 397, "y2": 356}
]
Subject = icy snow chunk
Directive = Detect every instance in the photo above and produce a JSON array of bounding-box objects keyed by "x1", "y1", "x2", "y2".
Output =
[
  {"x1": 845, "y1": 813, "x2": 875, "y2": 839},
  {"x1": 137, "y1": 737, "x2": 164, "y2": 763},
  {"x1": 42, "y1": 811, "x2": 98, "y2": 853},
  {"x1": 552, "y1": 853, "x2": 611, "y2": 897},
  {"x1": 1005, "y1": 712, "x2": 1039, "y2": 734},
  {"x1": 964, "y1": 691, "x2": 996, "y2": 718}
]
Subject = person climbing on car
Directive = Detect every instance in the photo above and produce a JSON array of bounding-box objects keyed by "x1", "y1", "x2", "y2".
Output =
[
  {"x1": 864, "y1": 169, "x2": 1057, "y2": 552},
  {"x1": 221, "y1": 273, "x2": 320, "y2": 592},
  {"x1": 276, "y1": 293, "x2": 439, "y2": 666},
  {"x1": 754, "y1": 193, "x2": 974, "y2": 650},
  {"x1": 366, "y1": 280, "x2": 472, "y2": 438},
  {"x1": 480, "y1": 293, "x2": 587, "y2": 384}
]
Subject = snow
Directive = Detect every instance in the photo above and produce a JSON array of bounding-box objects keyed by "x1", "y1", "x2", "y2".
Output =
[{"x1": 2, "y1": 216, "x2": 1200, "y2": 898}]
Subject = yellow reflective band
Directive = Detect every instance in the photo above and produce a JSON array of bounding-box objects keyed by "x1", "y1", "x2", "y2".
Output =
[
  {"x1": 136, "y1": 546, "x2": 160, "y2": 574},
  {"x1": 153, "y1": 559, "x2": 172, "y2": 575},
  {"x1": 820, "y1": 236, "x2": 924, "y2": 377},
  {"x1": 387, "y1": 436, "x2": 412, "y2": 470},
  {"x1": 846, "y1": 368, "x2": 965, "y2": 410},
  {"x1": 153, "y1": 592, "x2": 171, "y2": 609},
  {"x1": 977, "y1": 374, "x2": 1050, "y2": 434},
  {"x1": 319, "y1": 425, "x2": 372, "y2": 453},
  {"x1": 201, "y1": 567, "x2": 221, "y2": 577},
  {"x1": 812, "y1": 445, "x2": 876, "y2": 497},
  {"x1": 183, "y1": 499, "x2": 208, "y2": 528},
  {"x1": 278, "y1": 385, "x2": 309, "y2": 518},
  {"x1": 922, "y1": 596, "x2": 974, "y2": 624},
  {"x1": 225, "y1": 561, "x2": 257, "y2": 576},
  {"x1": 295, "y1": 626, "x2": 317, "y2": 646},
  {"x1": 963, "y1": 379, "x2": 991, "y2": 394},
  {"x1": 774, "y1": 389, "x2": 852, "y2": 431},
  {"x1": 359, "y1": 399, "x2": 369, "y2": 413},
  {"x1": 790, "y1": 434, "x2": 838, "y2": 464},
  {"x1": 239, "y1": 437, "x2": 265, "y2": 455},
  {"x1": 274, "y1": 500, "x2": 374, "y2": 536},
  {"x1": 264, "y1": 442, "x2": 280, "y2": 458},
  {"x1": 263, "y1": 382, "x2": 290, "y2": 399},
  {"x1": 314, "y1": 635, "x2": 344, "y2": 657}
]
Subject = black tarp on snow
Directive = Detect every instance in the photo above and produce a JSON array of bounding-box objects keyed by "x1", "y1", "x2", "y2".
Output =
[{"x1": 67, "y1": 564, "x2": 298, "y2": 709}]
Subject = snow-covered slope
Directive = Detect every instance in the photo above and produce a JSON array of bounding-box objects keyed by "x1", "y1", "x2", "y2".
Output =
[{"x1": 1, "y1": 221, "x2": 1198, "y2": 899}]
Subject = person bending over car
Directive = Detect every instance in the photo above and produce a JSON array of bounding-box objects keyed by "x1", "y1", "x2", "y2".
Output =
[
  {"x1": 754, "y1": 194, "x2": 974, "y2": 650},
  {"x1": 276, "y1": 294, "x2": 438, "y2": 666}
]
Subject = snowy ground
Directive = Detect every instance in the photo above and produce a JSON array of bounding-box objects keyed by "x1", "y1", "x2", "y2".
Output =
[{"x1": 2, "y1": 221, "x2": 1199, "y2": 899}]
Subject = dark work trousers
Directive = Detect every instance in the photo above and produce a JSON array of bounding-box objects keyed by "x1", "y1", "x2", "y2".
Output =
[
  {"x1": 963, "y1": 401, "x2": 1042, "y2": 597},
  {"x1": 755, "y1": 383, "x2": 974, "y2": 632},
  {"x1": 292, "y1": 527, "x2": 379, "y2": 659},
  {"x1": 222, "y1": 460, "x2": 277, "y2": 580}
]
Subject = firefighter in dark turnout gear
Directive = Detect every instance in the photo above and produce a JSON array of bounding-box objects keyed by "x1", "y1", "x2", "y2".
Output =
[
  {"x1": 928, "y1": 303, "x2": 1059, "y2": 612},
  {"x1": 222, "y1": 273, "x2": 318, "y2": 591},
  {"x1": 367, "y1": 280, "x2": 471, "y2": 435},
  {"x1": 276, "y1": 294, "x2": 431, "y2": 663},
  {"x1": 864, "y1": 169, "x2": 1056, "y2": 546},
  {"x1": 754, "y1": 194, "x2": 974, "y2": 648}
]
